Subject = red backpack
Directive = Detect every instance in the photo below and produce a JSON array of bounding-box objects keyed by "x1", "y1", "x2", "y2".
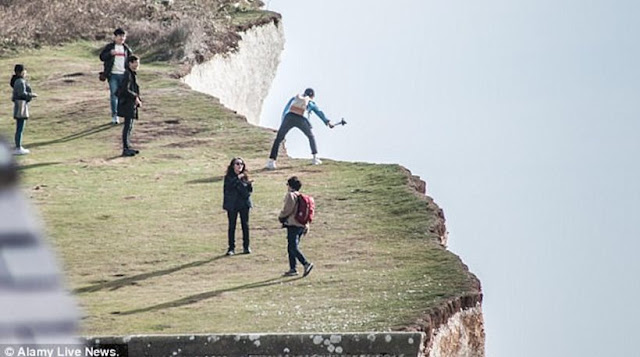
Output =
[{"x1": 295, "y1": 193, "x2": 315, "y2": 225}]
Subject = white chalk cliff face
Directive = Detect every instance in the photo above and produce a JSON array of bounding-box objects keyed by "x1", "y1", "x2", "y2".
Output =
[
  {"x1": 428, "y1": 305, "x2": 485, "y2": 357},
  {"x1": 182, "y1": 20, "x2": 284, "y2": 126}
]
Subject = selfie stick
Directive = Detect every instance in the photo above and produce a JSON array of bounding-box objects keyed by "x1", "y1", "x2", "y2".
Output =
[{"x1": 332, "y1": 118, "x2": 347, "y2": 127}]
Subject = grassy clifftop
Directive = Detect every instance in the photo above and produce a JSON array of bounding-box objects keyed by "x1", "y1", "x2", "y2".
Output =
[{"x1": 0, "y1": 42, "x2": 479, "y2": 335}]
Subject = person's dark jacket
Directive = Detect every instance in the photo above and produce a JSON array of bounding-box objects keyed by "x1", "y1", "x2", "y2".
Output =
[
  {"x1": 116, "y1": 68, "x2": 140, "y2": 119},
  {"x1": 12, "y1": 77, "x2": 34, "y2": 102},
  {"x1": 12, "y1": 77, "x2": 35, "y2": 120},
  {"x1": 223, "y1": 174, "x2": 253, "y2": 211},
  {"x1": 99, "y1": 42, "x2": 133, "y2": 78}
]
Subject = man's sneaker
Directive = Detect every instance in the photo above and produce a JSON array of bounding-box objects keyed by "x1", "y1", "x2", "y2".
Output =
[
  {"x1": 226, "y1": 249, "x2": 235, "y2": 256},
  {"x1": 282, "y1": 270, "x2": 298, "y2": 277},
  {"x1": 112, "y1": 116, "x2": 120, "y2": 124},
  {"x1": 243, "y1": 248, "x2": 251, "y2": 254},
  {"x1": 311, "y1": 157, "x2": 322, "y2": 165},
  {"x1": 303, "y1": 262, "x2": 314, "y2": 277},
  {"x1": 122, "y1": 149, "x2": 136, "y2": 157},
  {"x1": 265, "y1": 159, "x2": 277, "y2": 170},
  {"x1": 13, "y1": 147, "x2": 30, "y2": 155}
]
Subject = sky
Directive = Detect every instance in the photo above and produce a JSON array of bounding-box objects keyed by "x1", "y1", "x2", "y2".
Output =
[{"x1": 260, "y1": 1, "x2": 640, "y2": 356}]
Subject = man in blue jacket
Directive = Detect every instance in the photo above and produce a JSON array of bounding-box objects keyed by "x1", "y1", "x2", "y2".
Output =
[{"x1": 266, "y1": 88, "x2": 334, "y2": 169}]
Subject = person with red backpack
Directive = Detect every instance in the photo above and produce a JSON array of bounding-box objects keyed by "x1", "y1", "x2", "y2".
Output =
[
  {"x1": 266, "y1": 88, "x2": 335, "y2": 169},
  {"x1": 278, "y1": 176, "x2": 314, "y2": 277}
]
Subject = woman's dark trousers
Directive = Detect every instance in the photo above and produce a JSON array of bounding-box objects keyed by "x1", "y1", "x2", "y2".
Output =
[
  {"x1": 227, "y1": 208, "x2": 250, "y2": 251},
  {"x1": 15, "y1": 119, "x2": 26, "y2": 148}
]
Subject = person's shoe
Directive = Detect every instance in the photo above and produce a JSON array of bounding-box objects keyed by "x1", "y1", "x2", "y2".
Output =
[
  {"x1": 226, "y1": 249, "x2": 235, "y2": 256},
  {"x1": 121, "y1": 149, "x2": 136, "y2": 157},
  {"x1": 311, "y1": 157, "x2": 322, "y2": 165},
  {"x1": 282, "y1": 270, "x2": 298, "y2": 277},
  {"x1": 243, "y1": 248, "x2": 251, "y2": 254},
  {"x1": 13, "y1": 147, "x2": 30, "y2": 155},
  {"x1": 303, "y1": 262, "x2": 314, "y2": 277},
  {"x1": 112, "y1": 116, "x2": 120, "y2": 124},
  {"x1": 265, "y1": 159, "x2": 277, "y2": 170},
  {"x1": 130, "y1": 148, "x2": 140, "y2": 154}
]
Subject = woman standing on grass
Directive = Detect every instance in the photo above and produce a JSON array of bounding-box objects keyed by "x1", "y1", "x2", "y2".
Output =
[
  {"x1": 10, "y1": 64, "x2": 37, "y2": 155},
  {"x1": 222, "y1": 157, "x2": 253, "y2": 256}
]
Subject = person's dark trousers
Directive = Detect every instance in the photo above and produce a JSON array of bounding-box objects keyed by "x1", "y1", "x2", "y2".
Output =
[
  {"x1": 122, "y1": 117, "x2": 135, "y2": 150},
  {"x1": 227, "y1": 208, "x2": 250, "y2": 251},
  {"x1": 269, "y1": 112, "x2": 317, "y2": 160},
  {"x1": 287, "y1": 226, "x2": 308, "y2": 271},
  {"x1": 14, "y1": 119, "x2": 26, "y2": 148}
]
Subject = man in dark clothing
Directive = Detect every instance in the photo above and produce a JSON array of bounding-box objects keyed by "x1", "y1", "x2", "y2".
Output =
[
  {"x1": 99, "y1": 28, "x2": 133, "y2": 124},
  {"x1": 117, "y1": 56, "x2": 142, "y2": 157}
]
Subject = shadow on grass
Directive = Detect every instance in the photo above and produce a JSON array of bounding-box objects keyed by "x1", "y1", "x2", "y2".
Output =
[
  {"x1": 186, "y1": 175, "x2": 224, "y2": 184},
  {"x1": 252, "y1": 166, "x2": 295, "y2": 174},
  {"x1": 17, "y1": 162, "x2": 62, "y2": 171},
  {"x1": 29, "y1": 123, "x2": 114, "y2": 148},
  {"x1": 115, "y1": 275, "x2": 302, "y2": 316},
  {"x1": 105, "y1": 154, "x2": 126, "y2": 161},
  {"x1": 73, "y1": 255, "x2": 226, "y2": 294}
]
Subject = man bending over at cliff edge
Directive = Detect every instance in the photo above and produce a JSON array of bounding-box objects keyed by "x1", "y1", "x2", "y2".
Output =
[{"x1": 266, "y1": 88, "x2": 334, "y2": 169}]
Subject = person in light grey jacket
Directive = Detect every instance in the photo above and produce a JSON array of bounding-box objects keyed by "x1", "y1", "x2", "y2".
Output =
[{"x1": 10, "y1": 64, "x2": 37, "y2": 155}]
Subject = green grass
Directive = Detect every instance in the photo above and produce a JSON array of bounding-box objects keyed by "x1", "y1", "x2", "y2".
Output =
[{"x1": 0, "y1": 42, "x2": 477, "y2": 335}]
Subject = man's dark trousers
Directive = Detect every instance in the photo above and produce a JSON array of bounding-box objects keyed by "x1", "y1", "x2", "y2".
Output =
[
  {"x1": 269, "y1": 112, "x2": 317, "y2": 160},
  {"x1": 122, "y1": 117, "x2": 134, "y2": 150},
  {"x1": 287, "y1": 226, "x2": 308, "y2": 271}
]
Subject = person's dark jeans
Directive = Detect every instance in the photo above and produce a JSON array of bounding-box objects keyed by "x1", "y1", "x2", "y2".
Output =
[
  {"x1": 287, "y1": 226, "x2": 308, "y2": 271},
  {"x1": 108, "y1": 73, "x2": 125, "y2": 117},
  {"x1": 227, "y1": 208, "x2": 250, "y2": 251},
  {"x1": 269, "y1": 112, "x2": 317, "y2": 160},
  {"x1": 122, "y1": 117, "x2": 135, "y2": 150},
  {"x1": 15, "y1": 119, "x2": 26, "y2": 148}
]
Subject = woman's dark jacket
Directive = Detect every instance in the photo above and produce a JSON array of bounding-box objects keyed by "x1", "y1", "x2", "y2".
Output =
[
  {"x1": 223, "y1": 174, "x2": 253, "y2": 211},
  {"x1": 12, "y1": 78, "x2": 34, "y2": 120},
  {"x1": 99, "y1": 42, "x2": 133, "y2": 78},
  {"x1": 116, "y1": 68, "x2": 140, "y2": 119}
]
